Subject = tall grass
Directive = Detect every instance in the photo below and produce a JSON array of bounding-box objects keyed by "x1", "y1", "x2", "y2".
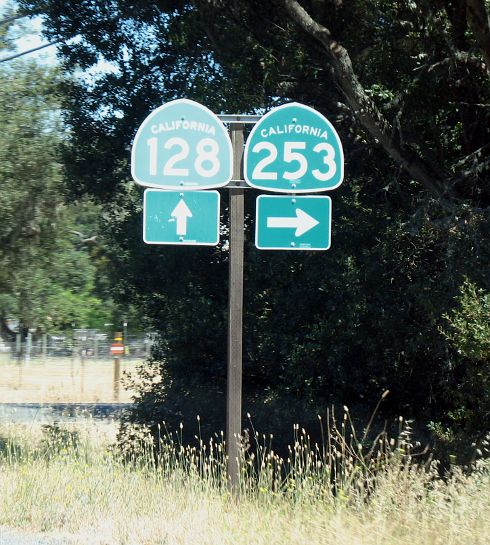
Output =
[{"x1": 0, "y1": 412, "x2": 488, "y2": 545}]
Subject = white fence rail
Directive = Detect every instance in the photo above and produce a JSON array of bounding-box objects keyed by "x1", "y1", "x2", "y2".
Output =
[{"x1": 0, "y1": 332, "x2": 153, "y2": 361}]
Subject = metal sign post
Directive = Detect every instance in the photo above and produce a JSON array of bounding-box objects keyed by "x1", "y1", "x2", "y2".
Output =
[
  {"x1": 220, "y1": 115, "x2": 259, "y2": 492},
  {"x1": 226, "y1": 123, "x2": 245, "y2": 491}
]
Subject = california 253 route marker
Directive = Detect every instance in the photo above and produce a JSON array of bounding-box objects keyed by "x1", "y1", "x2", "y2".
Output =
[
  {"x1": 243, "y1": 102, "x2": 342, "y2": 250},
  {"x1": 244, "y1": 102, "x2": 344, "y2": 194}
]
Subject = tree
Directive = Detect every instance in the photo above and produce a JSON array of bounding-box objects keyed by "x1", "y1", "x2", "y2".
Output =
[
  {"x1": 16, "y1": 0, "x2": 489, "y2": 203},
  {"x1": 0, "y1": 56, "x2": 62, "y2": 329},
  {"x1": 280, "y1": 0, "x2": 490, "y2": 205},
  {"x1": 437, "y1": 280, "x2": 490, "y2": 456},
  {"x1": 0, "y1": 11, "x2": 117, "y2": 338},
  {"x1": 16, "y1": 0, "x2": 490, "y2": 455}
]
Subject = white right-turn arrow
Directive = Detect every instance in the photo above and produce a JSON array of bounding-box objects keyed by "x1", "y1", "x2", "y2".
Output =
[{"x1": 267, "y1": 208, "x2": 319, "y2": 237}]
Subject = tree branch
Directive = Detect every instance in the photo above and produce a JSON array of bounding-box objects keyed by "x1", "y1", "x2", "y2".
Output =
[
  {"x1": 466, "y1": 0, "x2": 490, "y2": 75},
  {"x1": 282, "y1": 0, "x2": 453, "y2": 203}
]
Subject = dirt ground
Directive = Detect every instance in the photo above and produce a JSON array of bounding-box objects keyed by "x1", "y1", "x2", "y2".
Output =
[{"x1": 0, "y1": 356, "x2": 142, "y2": 403}]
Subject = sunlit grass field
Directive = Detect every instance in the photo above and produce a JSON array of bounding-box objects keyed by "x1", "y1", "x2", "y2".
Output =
[
  {"x1": 0, "y1": 415, "x2": 489, "y2": 545},
  {"x1": 0, "y1": 356, "x2": 141, "y2": 403}
]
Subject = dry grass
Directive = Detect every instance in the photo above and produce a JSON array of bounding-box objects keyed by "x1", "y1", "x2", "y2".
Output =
[
  {"x1": 0, "y1": 357, "x2": 141, "y2": 403},
  {"x1": 0, "y1": 417, "x2": 489, "y2": 545}
]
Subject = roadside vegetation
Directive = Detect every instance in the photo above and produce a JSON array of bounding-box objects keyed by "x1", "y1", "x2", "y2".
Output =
[
  {"x1": 1, "y1": 2, "x2": 489, "y2": 542},
  {"x1": 10, "y1": 0, "x2": 489, "y2": 460},
  {"x1": 0, "y1": 417, "x2": 489, "y2": 545}
]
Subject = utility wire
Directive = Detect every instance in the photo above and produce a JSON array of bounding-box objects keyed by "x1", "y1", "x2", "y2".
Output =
[
  {"x1": 0, "y1": 13, "x2": 30, "y2": 27},
  {"x1": 0, "y1": 40, "x2": 60, "y2": 63}
]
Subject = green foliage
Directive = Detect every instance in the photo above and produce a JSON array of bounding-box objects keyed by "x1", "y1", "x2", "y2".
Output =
[
  {"x1": 13, "y1": 0, "x2": 490, "y2": 459},
  {"x1": 0, "y1": 59, "x2": 64, "y2": 329},
  {"x1": 430, "y1": 280, "x2": 490, "y2": 457},
  {"x1": 444, "y1": 280, "x2": 490, "y2": 362},
  {"x1": 39, "y1": 423, "x2": 81, "y2": 460},
  {"x1": 0, "y1": 39, "x2": 118, "y2": 333},
  {"x1": 0, "y1": 1, "x2": 19, "y2": 52}
]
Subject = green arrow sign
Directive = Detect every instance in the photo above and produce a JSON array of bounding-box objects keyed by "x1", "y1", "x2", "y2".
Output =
[
  {"x1": 244, "y1": 102, "x2": 344, "y2": 193},
  {"x1": 255, "y1": 195, "x2": 331, "y2": 250},
  {"x1": 144, "y1": 189, "x2": 220, "y2": 246},
  {"x1": 132, "y1": 99, "x2": 233, "y2": 190}
]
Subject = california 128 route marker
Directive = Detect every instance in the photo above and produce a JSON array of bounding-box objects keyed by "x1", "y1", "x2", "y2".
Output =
[{"x1": 132, "y1": 98, "x2": 233, "y2": 190}]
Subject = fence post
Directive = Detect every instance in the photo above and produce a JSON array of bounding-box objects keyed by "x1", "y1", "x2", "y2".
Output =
[
  {"x1": 113, "y1": 331, "x2": 123, "y2": 402},
  {"x1": 15, "y1": 333, "x2": 21, "y2": 361},
  {"x1": 42, "y1": 334, "x2": 48, "y2": 362},
  {"x1": 25, "y1": 331, "x2": 32, "y2": 364}
]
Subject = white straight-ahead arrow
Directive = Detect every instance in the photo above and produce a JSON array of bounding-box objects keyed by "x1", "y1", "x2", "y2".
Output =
[
  {"x1": 171, "y1": 199, "x2": 193, "y2": 236},
  {"x1": 267, "y1": 208, "x2": 319, "y2": 237}
]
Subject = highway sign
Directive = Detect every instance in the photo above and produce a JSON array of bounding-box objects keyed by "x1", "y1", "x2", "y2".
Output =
[
  {"x1": 144, "y1": 189, "x2": 220, "y2": 246},
  {"x1": 255, "y1": 195, "x2": 331, "y2": 250},
  {"x1": 244, "y1": 102, "x2": 344, "y2": 193},
  {"x1": 132, "y1": 99, "x2": 233, "y2": 190}
]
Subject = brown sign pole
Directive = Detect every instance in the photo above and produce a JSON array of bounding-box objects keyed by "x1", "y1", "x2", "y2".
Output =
[
  {"x1": 220, "y1": 116, "x2": 261, "y2": 493},
  {"x1": 226, "y1": 123, "x2": 245, "y2": 491}
]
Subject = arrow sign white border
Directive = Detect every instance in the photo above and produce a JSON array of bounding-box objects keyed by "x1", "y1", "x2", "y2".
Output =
[
  {"x1": 143, "y1": 189, "x2": 220, "y2": 246},
  {"x1": 255, "y1": 195, "x2": 332, "y2": 251}
]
